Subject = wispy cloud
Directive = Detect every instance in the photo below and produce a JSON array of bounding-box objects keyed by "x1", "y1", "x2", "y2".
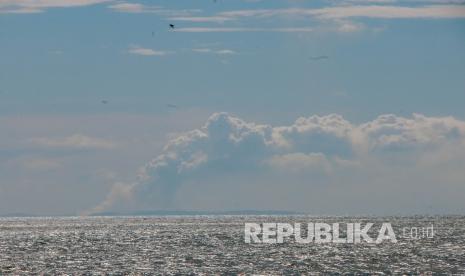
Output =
[
  {"x1": 0, "y1": 7, "x2": 42, "y2": 13},
  {"x1": 0, "y1": 0, "x2": 111, "y2": 13},
  {"x1": 108, "y1": 3, "x2": 147, "y2": 13},
  {"x1": 216, "y1": 49, "x2": 236, "y2": 55},
  {"x1": 169, "y1": 4, "x2": 465, "y2": 23},
  {"x1": 108, "y1": 2, "x2": 160, "y2": 13},
  {"x1": 333, "y1": 19, "x2": 366, "y2": 32},
  {"x1": 175, "y1": 27, "x2": 314, "y2": 33},
  {"x1": 108, "y1": 2, "x2": 200, "y2": 16},
  {"x1": 170, "y1": 16, "x2": 234, "y2": 23},
  {"x1": 165, "y1": 4, "x2": 465, "y2": 34},
  {"x1": 128, "y1": 46, "x2": 170, "y2": 56},
  {"x1": 308, "y1": 4, "x2": 465, "y2": 19},
  {"x1": 192, "y1": 48, "x2": 237, "y2": 55}
]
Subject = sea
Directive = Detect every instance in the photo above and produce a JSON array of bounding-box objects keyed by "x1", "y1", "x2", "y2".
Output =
[{"x1": 0, "y1": 215, "x2": 464, "y2": 274}]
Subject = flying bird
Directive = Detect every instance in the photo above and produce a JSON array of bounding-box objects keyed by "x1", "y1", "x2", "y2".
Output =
[
  {"x1": 308, "y1": 55, "x2": 329, "y2": 61},
  {"x1": 101, "y1": 100, "x2": 108, "y2": 104},
  {"x1": 169, "y1": 24, "x2": 175, "y2": 29}
]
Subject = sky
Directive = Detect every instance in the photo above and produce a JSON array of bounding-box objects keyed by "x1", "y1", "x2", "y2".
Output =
[{"x1": 0, "y1": 0, "x2": 464, "y2": 216}]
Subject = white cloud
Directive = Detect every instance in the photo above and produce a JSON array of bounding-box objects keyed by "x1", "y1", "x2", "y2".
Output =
[
  {"x1": 192, "y1": 48, "x2": 237, "y2": 55},
  {"x1": 30, "y1": 134, "x2": 117, "y2": 150},
  {"x1": 190, "y1": 5, "x2": 465, "y2": 21},
  {"x1": 108, "y1": 2, "x2": 147, "y2": 13},
  {"x1": 105, "y1": 2, "x2": 465, "y2": 36},
  {"x1": 308, "y1": 4, "x2": 465, "y2": 19},
  {"x1": 334, "y1": 19, "x2": 366, "y2": 32},
  {"x1": 0, "y1": 6, "x2": 42, "y2": 13},
  {"x1": 166, "y1": 4, "x2": 465, "y2": 34},
  {"x1": 0, "y1": 0, "x2": 110, "y2": 13},
  {"x1": 108, "y1": 2, "x2": 200, "y2": 16},
  {"x1": 175, "y1": 27, "x2": 314, "y2": 33},
  {"x1": 359, "y1": 113, "x2": 465, "y2": 152},
  {"x1": 89, "y1": 112, "x2": 465, "y2": 213},
  {"x1": 216, "y1": 49, "x2": 236, "y2": 55},
  {"x1": 128, "y1": 46, "x2": 169, "y2": 56}
]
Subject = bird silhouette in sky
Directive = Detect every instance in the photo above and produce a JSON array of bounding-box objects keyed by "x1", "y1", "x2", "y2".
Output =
[
  {"x1": 169, "y1": 24, "x2": 175, "y2": 29},
  {"x1": 308, "y1": 55, "x2": 329, "y2": 61},
  {"x1": 101, "y1": 100, "x2": 108, "y2": 104}
]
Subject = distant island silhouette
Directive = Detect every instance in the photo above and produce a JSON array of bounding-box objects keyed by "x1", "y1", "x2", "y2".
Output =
[{"x1": 0, "y1": 210, "x2": 301, "y2": 217}]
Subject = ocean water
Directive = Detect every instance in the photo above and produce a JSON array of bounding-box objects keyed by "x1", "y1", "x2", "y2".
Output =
[{"x1": 0, "y1": 215, "x2": 464, "y2": 274}]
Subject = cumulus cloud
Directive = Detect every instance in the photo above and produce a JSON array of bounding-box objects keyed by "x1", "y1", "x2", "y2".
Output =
[
  {"x1": 30, "y1": 134, "x2": 117, "y2": 150},
  {"x1": 88, "y1": 112, "x2": 465, "y2": 214},
  {"x1": 359, "y1": 113, "x2": 465, "y2": 152}
]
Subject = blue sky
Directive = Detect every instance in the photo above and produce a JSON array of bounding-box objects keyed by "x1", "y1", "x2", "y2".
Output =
[
  {"x1": 0, "y1": 0, "x2": 465, "y2": 215},
  {"x1": 2, "y1": 0, "x2": 465, "y2": 121}
]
